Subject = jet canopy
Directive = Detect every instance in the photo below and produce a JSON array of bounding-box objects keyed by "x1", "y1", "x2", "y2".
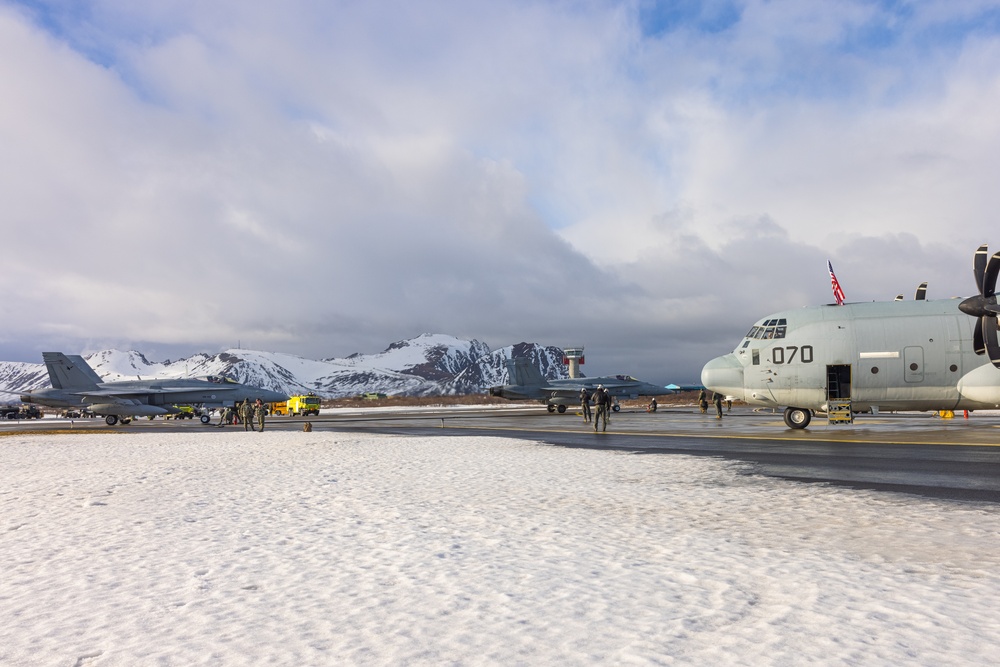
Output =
[{"x1": 202, "y1": 375, "x2": 240, "y2": 384}]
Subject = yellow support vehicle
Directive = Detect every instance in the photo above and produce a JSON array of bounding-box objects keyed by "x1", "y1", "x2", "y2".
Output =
[{"x1": 270, "y1": 393, "x2": 321, "y2": 417}]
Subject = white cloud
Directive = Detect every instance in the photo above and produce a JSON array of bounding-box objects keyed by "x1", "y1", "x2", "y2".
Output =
[{"x1": 2, "y1": 1, "x2": 1000, "y2": 384}]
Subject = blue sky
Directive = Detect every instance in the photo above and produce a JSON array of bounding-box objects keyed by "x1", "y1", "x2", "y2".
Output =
[{"x1": 2, "y1": 0, "x2": 1000, "y2": 384}]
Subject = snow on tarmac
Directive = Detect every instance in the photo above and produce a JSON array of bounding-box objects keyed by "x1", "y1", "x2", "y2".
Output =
[{"x1": 2, "y1": 432, "x2": 999, "y2": 666}]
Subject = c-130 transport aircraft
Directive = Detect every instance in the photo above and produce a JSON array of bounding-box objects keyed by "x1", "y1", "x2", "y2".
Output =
[{"x1": 701, "y1": 244, "x2": 1000, "y2": 429}]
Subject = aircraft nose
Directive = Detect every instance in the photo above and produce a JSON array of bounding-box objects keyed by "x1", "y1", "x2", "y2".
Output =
[{"x1": 701, "y1": 354, "x2": 744, "y2": 400}]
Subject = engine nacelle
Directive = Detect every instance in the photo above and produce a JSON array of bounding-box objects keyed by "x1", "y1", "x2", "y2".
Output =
[{"x1": 957, "y1": 364, "x2": 1000, "y2": 407}]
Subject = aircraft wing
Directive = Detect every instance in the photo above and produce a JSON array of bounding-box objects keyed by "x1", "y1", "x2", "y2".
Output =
[
  {"x1": 665, "y1": 383, "x2": 705, "y2": 392},
  {"x1": 80, "y1": 386, "x2": 234, "y2": 397}
]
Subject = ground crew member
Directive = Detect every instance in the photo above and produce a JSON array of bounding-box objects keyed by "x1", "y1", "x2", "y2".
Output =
[
  {"x1": 698, "y1": 389, "x2": 708, "y2": 414},
  {"x1": 594, "y1": 384, "x2": 611, "y2": 432},
  {"x1": 647, "y1": 397, "x2": 657, "y2": 413},
  {"x1": 713, "y1": 392, "x2": 724, "y2": 419},
  {"x1": 580, "y1": 387, "x2": 592, "y2": 423},
  {"x1": 218, "y1": 406, "x2": 231, "y2": 428},
  {"x1": 241, "y1": 398, "x2": 255, "y2": 431},
  {"x1": 254, "y1": 398, "x2": 266, "y2": 432}
]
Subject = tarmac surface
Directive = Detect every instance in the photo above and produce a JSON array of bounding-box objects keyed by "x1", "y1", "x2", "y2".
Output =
[{"x1": 5, "y1": 405, "x2": 1000, "y2": 502}]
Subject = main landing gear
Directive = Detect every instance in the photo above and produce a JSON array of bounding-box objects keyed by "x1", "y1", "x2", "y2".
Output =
[
  {"x1": 104, "y1": 415, "x2": 133, "y2": 426},
  {"x1": 783, "y1": 407, "x2": 812, "y2": 429},
  {"x1": 547, "y1": 404, "x2": 568, "y2": 413}
]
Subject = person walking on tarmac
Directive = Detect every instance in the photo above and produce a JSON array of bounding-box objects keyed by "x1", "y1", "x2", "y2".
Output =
[
  {"x1": 241, "y1": 398, "x2": 255, "y2": 431},
  {"x1": 580, "y1": 387, "x2": 592, "y2": 423},
  {"x1": 254, "y1": 398, "x2": 266, "y2": 432},
  {"x1": 218, "y1": 406, "x2": 231, "y2": 428},
  {"x1": 698, "y1": 388, "x2": 708, "y2": 414},
  {"x1": 594, "y1": 384, "x2": 612, "y2": 432},
  {"x1": 713, "y1": 392, "x2": 724, "y2": 419}
]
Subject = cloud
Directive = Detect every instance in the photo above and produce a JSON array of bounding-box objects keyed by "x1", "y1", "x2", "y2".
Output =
[{"x1": 1, "y1": 1, "x2": 1000, "y2": 384}]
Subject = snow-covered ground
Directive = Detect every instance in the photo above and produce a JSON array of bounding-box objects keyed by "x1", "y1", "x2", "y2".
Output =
[{"x1": 2, "y1": 431, "x2": 999, "y2": 666}]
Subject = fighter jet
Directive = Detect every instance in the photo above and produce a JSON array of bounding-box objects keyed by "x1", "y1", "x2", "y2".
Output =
[
  {"x1": 19, "y1": 352, "x2": 289, "y2": 425},
  {"x1": 489, "y1": 357, "x2": 671, "y2": 413}
]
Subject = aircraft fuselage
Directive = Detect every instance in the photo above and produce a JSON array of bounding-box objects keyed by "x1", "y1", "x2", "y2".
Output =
[{"x1": 701, "y1": 299, "x2": 1000, "y2": 418}]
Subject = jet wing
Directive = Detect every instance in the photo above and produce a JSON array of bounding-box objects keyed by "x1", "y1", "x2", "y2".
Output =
[{"x1": 80, "y1": 386, "x2": 236, "y2": 398}]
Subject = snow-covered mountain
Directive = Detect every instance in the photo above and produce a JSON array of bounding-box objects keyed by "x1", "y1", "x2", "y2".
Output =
[{"x1": 0, "y1": 334, "x2": 570, "y2": 398}]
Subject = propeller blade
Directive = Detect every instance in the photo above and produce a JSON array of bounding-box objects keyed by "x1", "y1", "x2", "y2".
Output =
[
  {"x1": 914, "y1": 282, "x2": 927, "y2": 300},
  {"x1": 975, "y1": 243, "x2": 988, "y2": 295},
  {"x1": 974, "y1": 317, "x2": 986, "y2": 355},
  {"x1": 985, "y1": 252, "x2": 1000, "y2": 298},
  {"x1": 986, "y1": 318, "x2": 1000, "y2": 368}
]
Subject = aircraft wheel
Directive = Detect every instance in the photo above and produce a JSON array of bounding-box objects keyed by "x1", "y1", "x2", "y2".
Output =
[
  {"x1": 547, "y1": 404, "x2": 556, "y2": 413},
  {"x1": 122, "y1": 418, "x2": 132, "y2": 425},
  {"x1": 783, "y1": 407, "x2": 811, "y2": 429},
  {"x1": 201, "y1": 415, "x2": 211, "y2": 424},
  {"x1": 612, "y1": 404, "x2": 621, "y2": 413},
  {"x1": 557, "y1": 404, "x2": 567, "y2": 414},
  {"x1": 105, "y1": 415, "x2": 119, "y2": 426}
]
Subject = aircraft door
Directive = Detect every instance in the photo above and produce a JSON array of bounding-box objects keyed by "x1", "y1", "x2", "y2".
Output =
[
  {"x1": 903, "y1": 346, "x2": 924, "y2": 383},
  {"x1": 826, "y1": 365, "x2": 851, "y2": 400}
]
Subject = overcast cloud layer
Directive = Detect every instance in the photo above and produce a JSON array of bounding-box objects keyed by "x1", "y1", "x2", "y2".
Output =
[{"x1": 2, "y1": 0, "x2": 1000, "y2": 384}]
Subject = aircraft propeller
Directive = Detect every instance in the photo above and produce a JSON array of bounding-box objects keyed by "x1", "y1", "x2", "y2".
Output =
[{"x1": 958, "y1": 243, "x2": 1000, "y2": 368}]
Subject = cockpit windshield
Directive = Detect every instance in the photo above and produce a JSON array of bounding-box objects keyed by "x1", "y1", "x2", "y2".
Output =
[{"x1": 744, "y1": 318, "x2": 787, "y2": 340}]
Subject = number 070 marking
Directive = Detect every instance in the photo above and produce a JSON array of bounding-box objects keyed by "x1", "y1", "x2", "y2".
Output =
[{"x1": 772, "y1": 345, "x2": 813, "y2": 364}]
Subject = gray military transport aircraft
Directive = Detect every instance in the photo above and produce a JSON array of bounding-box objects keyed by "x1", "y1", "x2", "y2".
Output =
[
  {"x1": 17, "y1": 352, "x2": 288, "y2": 425},
  {"x1": 701, "y1": 243, "x2": 1000, "y2": 429},
  {"x1": 489, "y1": 357, "x2": 673, "y2": 413}
]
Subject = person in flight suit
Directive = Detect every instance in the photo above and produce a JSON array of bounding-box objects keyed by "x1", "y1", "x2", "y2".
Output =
[
  {"x1": 593, "y1": 385, "x2": 612, "y2": 432},
  {"x1": 241, "y1": 398, "x2": 255, "y2": 431},
  {"x1": 254, "y1": 398, "x2": 266, "y2": 432},
  {"x1": 580, "y1": 387, "x2": 592, "y2": 423}
]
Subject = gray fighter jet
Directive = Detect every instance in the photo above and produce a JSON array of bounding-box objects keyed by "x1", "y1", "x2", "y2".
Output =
[
  {"x1": 489, "y1": 357, "x2": 671, "y2": 413},
  {"x1": 19, "y1": 352, "x2": 289, "y2": 425}
]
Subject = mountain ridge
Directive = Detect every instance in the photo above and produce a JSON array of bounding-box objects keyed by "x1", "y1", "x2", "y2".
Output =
[{"x1": 0, "y1": 334, "x2": 570, "y2": 399}]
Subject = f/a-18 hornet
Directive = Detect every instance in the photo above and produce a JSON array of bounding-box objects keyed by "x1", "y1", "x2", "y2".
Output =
[
  {"x1": 489, "y1": 357, "x2": 672, "y2": 413},
  {"x1": 19, "y1": 352, "x2": 289, "y2": 425}
]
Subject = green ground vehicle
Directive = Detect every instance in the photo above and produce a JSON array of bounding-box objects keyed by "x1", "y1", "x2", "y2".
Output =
[{"x1": 1, "y1": 405, "x2": 43, "y2": 419}]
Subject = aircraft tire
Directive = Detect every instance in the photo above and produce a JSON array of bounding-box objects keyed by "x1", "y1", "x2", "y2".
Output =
[
  {"x1": 547, "y1": 405, "x2": 556, "y2": 413},
  {"x1": 557, "y1": 404, "x2": 567, "y2": 414},
  {"x1": 105, "y1": 415, "x2": 119, "y2": 426},
  {"x1": 201, "y1": 415, "x2": 211, "y2": 424},
  {"x1": 783, "y1": 407, "x2": 811, "y2": 429},
  {"x1": 612, "y1": 404, "x2": 621, "y2": 413}
]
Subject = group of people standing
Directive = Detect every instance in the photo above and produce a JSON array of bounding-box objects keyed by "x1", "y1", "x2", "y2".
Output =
[
  {"x1": 698, "y1": 389, "x2": 728, "y2": 419},
  {"x1": 580, "y1": 385, "x2": 614, "y2": 431},
  {"x1": 217, "y1": 398, "x2": 267, "y2": 430}
]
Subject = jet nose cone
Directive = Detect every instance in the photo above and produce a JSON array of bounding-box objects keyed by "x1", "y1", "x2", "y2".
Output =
[{"x1": 701, "y1": 354, "x2": 745, "y2": 400}]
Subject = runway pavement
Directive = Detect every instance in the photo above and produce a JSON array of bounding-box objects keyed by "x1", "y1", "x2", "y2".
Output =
[{"x1": 5, "y1": 405, "x2": 1000, "y2": 502}]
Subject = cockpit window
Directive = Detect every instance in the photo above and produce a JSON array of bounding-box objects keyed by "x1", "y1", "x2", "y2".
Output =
[
  {"x1": 745, "y1": 318, "x2": 787, "y2": 340},
  {"x1": 204, "y1": 375, "x2": 237, "y2": 384}
]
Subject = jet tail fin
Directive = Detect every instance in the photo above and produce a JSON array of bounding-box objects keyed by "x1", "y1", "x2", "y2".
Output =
[
  {"x1": 504, "y1": 357, "x2": 544, "y2": 387},
  {"x1": 42, "y1": 352, "x2": 103, "y2": 390}
]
